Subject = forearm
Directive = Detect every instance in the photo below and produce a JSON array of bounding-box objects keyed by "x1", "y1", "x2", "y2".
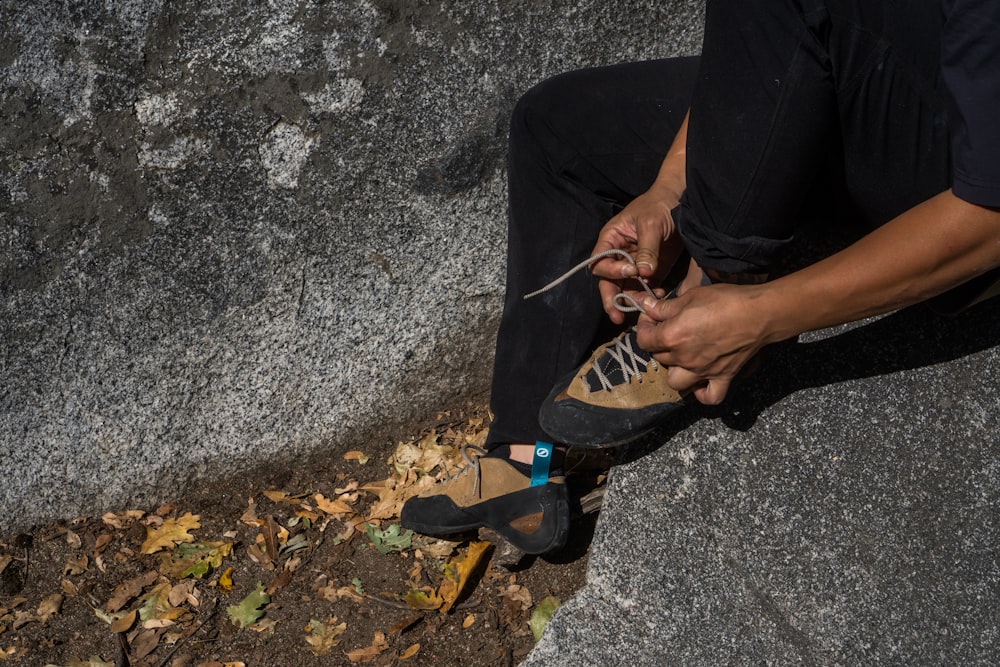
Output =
[
  {"x1": 650, "y1": 110, "x2": 689, "y2": 202},
  {"x1": 758, "y1": 190, "x2": 1000, "y2": 342}
]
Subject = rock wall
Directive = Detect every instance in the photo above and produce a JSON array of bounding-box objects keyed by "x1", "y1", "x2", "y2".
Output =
[{"x1": 0, "y1": 1, "x2": 706, "y2": 532}]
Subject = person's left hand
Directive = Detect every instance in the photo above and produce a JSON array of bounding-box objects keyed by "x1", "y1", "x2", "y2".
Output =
[
  {"x1": 589, "y1": 182, "x2": 685, "y2": 324},
  {"x1": 635, "y1": 283, "x2": 770, "y2": 405}
]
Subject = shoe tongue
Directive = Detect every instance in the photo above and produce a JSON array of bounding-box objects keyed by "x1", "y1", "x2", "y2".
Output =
[{"x1": 583, "y1": 329, "x2": 651, "y2": 390}]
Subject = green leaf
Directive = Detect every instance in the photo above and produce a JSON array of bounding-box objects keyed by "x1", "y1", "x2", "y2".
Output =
[
  {"x1": 528, "y1": 595, "x2": 561, "y2": 642},
  {"x1": 227, "y1": 582, "x2": 270, "y2": 628},
  {"x1": 159, "y1": 541, "x2": 232, "y2": 579},
  {"x1": 352, "y1": 577, "x2": 365, "y2": 595},
  {"x1": 364, "y1": 523, "x2": 413, "y2": 555}
]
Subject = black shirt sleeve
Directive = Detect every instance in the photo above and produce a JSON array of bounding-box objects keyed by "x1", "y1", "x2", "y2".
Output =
[{"x1": 941, "y1": 0, "x2": 1000, "y2": 207}]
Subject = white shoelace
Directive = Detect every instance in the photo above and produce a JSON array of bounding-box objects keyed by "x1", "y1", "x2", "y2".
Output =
[
  {"x1": 589, "y1": 329, "x2": 656, "y2": 391},
  {"x1": 443, "y1": 444, "x2": 488, "y2": 496},
  {"x1": 523, "y1": 249, "x2": 661, "y2": 391},
  {"x1": 522, "y1": 249, "x2": 658, "y2": 314}
]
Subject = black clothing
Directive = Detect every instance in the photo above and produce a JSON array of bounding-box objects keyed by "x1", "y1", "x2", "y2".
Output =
[{"x1": 487, "y1": 0, "x2": 999, "y2": 447}]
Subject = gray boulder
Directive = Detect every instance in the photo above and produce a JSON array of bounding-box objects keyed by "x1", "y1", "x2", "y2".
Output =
[
  {"x1": 0, "y1": 1, "x2": 706, "y2": 532},
  {"x1": 526, "y1": 303, "x2": 1000, "y2": 665}
]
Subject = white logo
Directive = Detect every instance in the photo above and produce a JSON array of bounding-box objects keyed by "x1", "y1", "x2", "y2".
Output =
[{"x1": 535, "y1": 447, "x2": 551, "y2": 458}]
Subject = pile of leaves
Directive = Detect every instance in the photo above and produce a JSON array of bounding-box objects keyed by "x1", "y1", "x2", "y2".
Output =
[{"x1": 0, "y1": 409, "x2": 588, "y2": 666}]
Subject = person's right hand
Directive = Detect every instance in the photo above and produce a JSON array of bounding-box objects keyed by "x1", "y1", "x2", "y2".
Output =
[{"x1": 589, "y1": 181, "x2": 685, "y2": 324}]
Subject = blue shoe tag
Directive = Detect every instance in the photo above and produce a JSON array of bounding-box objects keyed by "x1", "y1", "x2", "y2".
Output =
[{"x1": 530, "y1": 440, "x2": 554, "y2": 487}]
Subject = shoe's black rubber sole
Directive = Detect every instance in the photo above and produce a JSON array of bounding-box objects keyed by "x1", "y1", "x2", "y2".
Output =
[
  {"x1": 400, "y1": 483, "x2": 570, "y2": 555},
  {"x1": 538, "y1": 368, "x2": 689, "y2": 448}
]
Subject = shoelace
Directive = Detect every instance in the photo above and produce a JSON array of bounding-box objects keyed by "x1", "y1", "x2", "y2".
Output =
[
  {"x1": 523, "y1": 249, "x2": 658, "y2": 313},
  {"x1": 523, "y1": 249, "x2": 661, "y2": 391},
  {"x1": 588, "y1": 329, "x2": 656, "y2": 391},
  {"x1": 442, "y1": 444, "x2": 488, "y2": 497}
]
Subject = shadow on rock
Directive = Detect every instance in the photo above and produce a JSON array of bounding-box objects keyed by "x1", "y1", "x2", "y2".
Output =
[{"x1": 617, "y1": 297, "x2": 1000, "y2": 465}]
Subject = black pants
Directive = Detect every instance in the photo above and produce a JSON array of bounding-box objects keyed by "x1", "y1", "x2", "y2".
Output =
[{"x1": 488, "y1": 0, "x2": 950, "y2": 447}]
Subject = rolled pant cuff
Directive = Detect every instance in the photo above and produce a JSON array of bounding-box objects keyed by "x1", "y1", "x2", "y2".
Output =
[{"x1": 677, "y1": 205, "x2": 791, "y2": 276}]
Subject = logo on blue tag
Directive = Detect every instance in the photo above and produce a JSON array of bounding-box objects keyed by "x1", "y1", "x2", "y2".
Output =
[{"x1": 530, "y1": 440, "x2": 554, "y2": 487}]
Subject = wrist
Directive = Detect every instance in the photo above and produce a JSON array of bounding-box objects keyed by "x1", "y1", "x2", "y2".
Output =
[
  {"x1": 653, "y1": 163, "x2": 685, "y2": 207},
  {"x1": 752, "y1": 281, "x2": 807, "y2": 345}
]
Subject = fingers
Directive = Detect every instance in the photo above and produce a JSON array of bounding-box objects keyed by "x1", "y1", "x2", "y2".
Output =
[
  {"x1": 590, "y1": 198, "x2": 676, "y2": 280},
  {"x1": 634, "y1": 219, "x2": 664, "y2": 278},
  {"x1": 590, "y1": 219, "x2": 639, "y2": 280},
  {"x1": 664, "y1": 365, "x2": 731, "y2": 405},
  {"x1": 691, "y1": 377, "x2": 732, "y2": 405},
  {"x1": 598, "y1": 279, "x2": 626, "y2": 324},
  {"x1": 590, "y1": 255, "x2": 640, "y2": 280},
  {"x1": 638, "y1": 294, "x2": 679, "y2": 323}
]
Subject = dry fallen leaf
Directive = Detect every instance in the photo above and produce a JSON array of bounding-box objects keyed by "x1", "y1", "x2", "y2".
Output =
[
  {"x1": 313, "y1": 494, "x2": 353, "y2": 516},
  {"x1": 219, "y1": 566, "x2": 234, "y2": 593},
  {"x1": 94, "y1": 533, "x2": 113, "y2": 555},
  {"x1": 343, "y1": 450, "x2": 370, "y2": 465},
  {"x1": 402, "y1": 587, "x2": 443, "y2": 611},
  {"x1": 138, "y1": 582, "x2": 187, "y2": 626},
  {"x1": 240, "y1": 498, "x2": 262, "y2": 526},
  {"x1": 438, "y1": 541, "x2": 491, "y2": 614},
  {"x1": 36, "y1": 593, "x2": 63, "y2": 623},
  {"x1": 10, "y1": 609, "x2": 32, "y2": 630},
  {"x1": 304, "y1": 617, "x2": 348, "y2": 656},
  {"x1": 502, "y1": 583, "x2": 532, "y2": 611},
  {"x1": 334, "y1": 480, "x2": 359, "y2": 494},
  {"x1": 332, "y1": 516, "x2": 367, "y2": 544},
  {"x1": 246, "y1": 544, "x2": 274, "y2": 570},
  {"x1": 110, "y1": 608, "x2": 138, "y2": 634},
  {"x1": 64, "y1": 554, "x2": 88, "y2": 576},
  {"x1": 363, "y1": 475, "x2": 436, "y2": 520},
  {"x1": 106, "y1": 571, "x2": 158, "y2": 613},
  {"x1": 168, "y1": 580, "x2": 198, "y2": 607},
  {"x1": 249, "y1": 617, "x2": 278, "y2": 637},
  {"x1": 141, "y1": 513, "x2": 200, "y2": 555},
  {"x1": 316, "y1": 582, "x2": 363, "y2": 602},
  {"x1": 61, "y1": 578, "x2": 79, "y2": 597},
  {"x1": 462, "y1": 613, "x2": 475, "y2": 628},
  {"x1": 406, "y1": 561, "x2": 423, "y2": 589},
  {"x1": 345, "y1": 631, "x2": 388, "y2": 663},
  {"x1": 411, "y1": 536, "x2": 461, "y2": 560},
  {"x1": 399, "y1": 643, "x2": 421, "y2": 660},
  {"x1": 131, "y1": 628, "x2": 164, "y2": 660}
]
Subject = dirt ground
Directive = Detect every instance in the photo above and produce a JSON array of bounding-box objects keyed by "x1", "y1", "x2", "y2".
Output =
[{"x1": 0, "y1": 403, "x2": 608, "y2": 667}]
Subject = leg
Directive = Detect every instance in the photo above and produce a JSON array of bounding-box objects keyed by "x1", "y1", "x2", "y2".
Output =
[
  {"x1": 488, "y1": 58, "x2": 699, "y2": 447},
  {"x1": 679, "y1": 0, "x2": 840, "y2": 277},
  {"x1": 680, "y1": 0, "x2": 950, "y2": 278},
  {"x1": 402, "y1": 59, "x2": 699, "y2": 554},
  {"x1": 538, "y1": 0, "x2": 956, "y2": 447}
]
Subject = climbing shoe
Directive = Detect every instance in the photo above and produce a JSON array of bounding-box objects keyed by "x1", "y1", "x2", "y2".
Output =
[
  {"x1": 400, "y1": 444, "x2": 569, "y2": 555},
  {"x1": 539, "y1": 328, "x2": 688, "y2": 447}
]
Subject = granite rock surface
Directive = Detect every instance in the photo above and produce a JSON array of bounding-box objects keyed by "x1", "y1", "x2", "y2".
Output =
[
  {"x1": 0, "y1": 0, "x2": 706, "y2": 531},
  {"x1": 526, "y1": 301, "x2": 1000, "y2": 665}
]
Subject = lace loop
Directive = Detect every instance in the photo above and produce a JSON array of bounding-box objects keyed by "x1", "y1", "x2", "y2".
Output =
[{"x1": 523, "y1": 249, "x2": 658, "y2": 314}]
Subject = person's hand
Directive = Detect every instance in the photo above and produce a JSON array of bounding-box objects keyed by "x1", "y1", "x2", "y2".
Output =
[
  {"x1": 635, "y1": 283, "x2": 770, "y2": 404},
  {"x1": 589, "y1": 181, "x2": 684, "y2": 324}
]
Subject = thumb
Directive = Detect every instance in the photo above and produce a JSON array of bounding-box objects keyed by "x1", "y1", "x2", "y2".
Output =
[
  {"x1": 693, "y1": 378, "x2": 731, "y2": 405},
  {"x1": 634, "y1": 244, "x2": 659, "y2": 278},
  {"x1": 640, "y1": 294, "x2": 676, "y2": 321}
]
